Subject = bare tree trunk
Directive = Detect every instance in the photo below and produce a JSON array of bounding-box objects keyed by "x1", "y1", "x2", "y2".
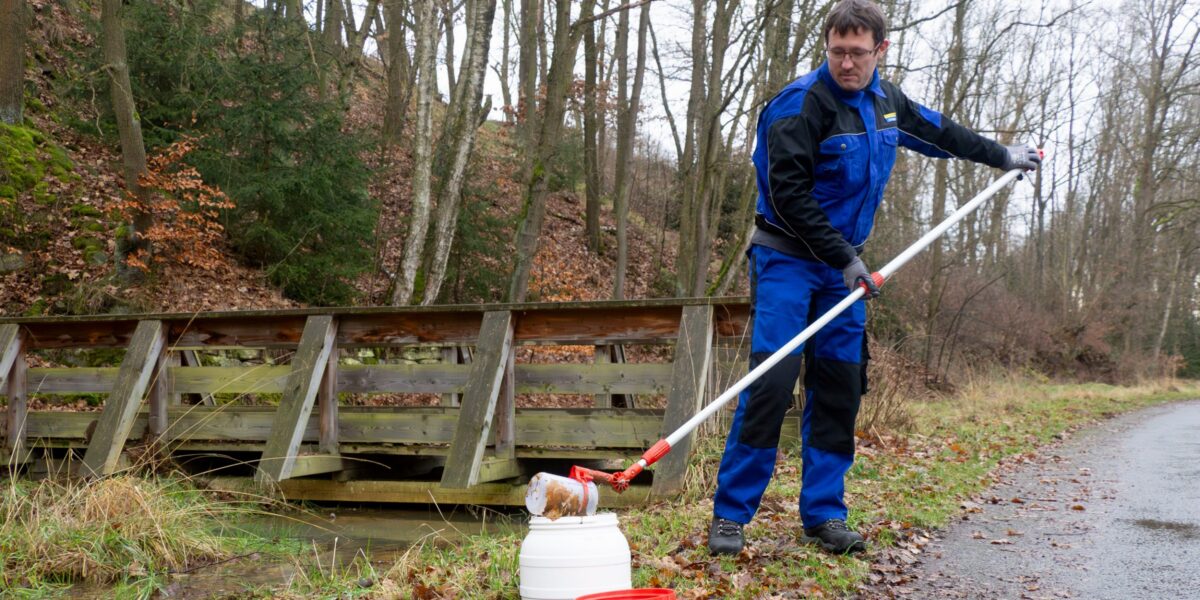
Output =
[
  {"x1": 0, "y1": 0, "x2": 26, "y2": 125},
  {"x1": 443, "y1": 1, "x2": 457, "y2": 94},
  {"x1": 421, "y1": 0, "x2": 499, "y2": 305},
  {"x1": 922, "y1": 0, "x2": 967, "y2": 374},
  {"x1": 612, "y1": 1, "x2": 650, "y2": 300},
  {"x1": 674, "y1": 0, "x2": 708, "y2": 296},
  {"x1": 336, "y1": 0, "x2": 381, "y2": 103},
  {"x1": 1153, "y1": 244, "x2": 1184, "y2": 361},
  {"x1": 517, "y1": 0, "x2": 539, "y2": 144},
  {"x1": 382, "y1": 0, "x2": 412, "y2": 145},
  {"x1": 583, "y1": 13, "x2": 603, "y2": 253},
  {"x1": 391, "y1": 0, "x2": 438, "y2": 306},
  {"x1": 507, "y1": 0, "x2": 597, "y2": 302},
  {"x1": 102, "y1": 0, "x2": 152, "y2": 280},
  {"x1": 496, "y1": 0, "x2": 516, "y2": 122}
]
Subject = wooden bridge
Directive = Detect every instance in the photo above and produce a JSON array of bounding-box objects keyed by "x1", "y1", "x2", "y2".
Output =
[{"x1": 0, "y1": 298, "x2": 801, "y2": 506}]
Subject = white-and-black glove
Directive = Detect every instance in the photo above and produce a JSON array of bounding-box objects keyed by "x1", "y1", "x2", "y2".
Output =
[
  {"x1": 842, "y1": 257, "x2": 880, "y2": 299},
  {"x1": 1002, "y1": 142, "x2": 1042, "y2": 171}
]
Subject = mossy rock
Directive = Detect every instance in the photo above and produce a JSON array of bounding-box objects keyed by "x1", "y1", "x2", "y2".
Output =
[
  {"x1": 0, "y1": 123, "x2": 76, "y2": 196},
  {"x1": 70, "y1": 203, "x2": 103, "y2": 218},
  {"x1": 82, "y1": 221, "x2": 107, "y2": 232},
  {"x1": 71, "y1": 235, "x2": 104, "y2": 252}
]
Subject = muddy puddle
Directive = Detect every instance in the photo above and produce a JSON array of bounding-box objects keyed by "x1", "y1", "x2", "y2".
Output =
[{"x1": 70, "y1": 505, "x2": 527, "y2": 598}]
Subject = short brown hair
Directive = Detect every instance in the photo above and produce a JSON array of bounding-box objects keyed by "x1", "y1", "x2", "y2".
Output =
[{"x1": 823, "y1": 0, "x2": 888, "y2": 45}]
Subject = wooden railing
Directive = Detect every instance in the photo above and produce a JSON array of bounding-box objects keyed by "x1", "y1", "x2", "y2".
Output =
[{"x1": 0, "y1": 299, "x2": 770, "y2": 504}]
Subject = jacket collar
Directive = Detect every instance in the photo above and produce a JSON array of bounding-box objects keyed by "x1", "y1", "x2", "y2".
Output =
[{"x1": 818, "y1": 62, "x2": 886, "y2": 100}]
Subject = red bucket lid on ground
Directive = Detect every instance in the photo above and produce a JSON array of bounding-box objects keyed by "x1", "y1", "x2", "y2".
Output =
[{"x1": 576, "y1": 589, "x2": 676, "y2": 600}]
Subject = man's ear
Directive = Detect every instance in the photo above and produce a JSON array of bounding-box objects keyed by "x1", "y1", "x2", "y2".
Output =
[{"x1": 878, "y1": 39, "x2": 891, "y2": 56}]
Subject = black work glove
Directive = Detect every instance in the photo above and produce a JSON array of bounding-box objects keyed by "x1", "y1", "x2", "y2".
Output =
[
  {"x1": 1002, "y1": 142, "x2": 1042, "y2": 171},
  {"x1": 842, "y1": 257, "x2": 880, "y2": 299}
]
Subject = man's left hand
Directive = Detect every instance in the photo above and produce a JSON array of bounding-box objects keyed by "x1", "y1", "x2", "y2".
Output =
[{"x1": 1002, "y1": 142, "x2": 1041, "y2": 171}]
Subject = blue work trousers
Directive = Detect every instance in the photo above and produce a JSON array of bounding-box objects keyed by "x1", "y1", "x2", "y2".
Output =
[{"x1": 712, "y1": 244, "x2": 866, "y2": 528}]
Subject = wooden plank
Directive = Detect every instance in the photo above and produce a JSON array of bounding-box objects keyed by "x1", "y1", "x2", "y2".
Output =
[
  {"x1": 653, "y1": 305, "x2": 713, "y2": 494},
  {"x1": 26, "y1": 362, "x2": 672, "y2": 396},
  {"x1": 172, "y1": 366, "x2": 291, "y2": 394},
  {"x1": 318, "y1": 348, "x2": 338, "y2": 454},
  {"x1": 81, "y1": 320, "x2": 166, "y2": 477},
  {"x1": 440, "y1": 311, "x2": 514, "y2": 488},
  {"x1": 206, "y1": 476, "x2": 656, "y2": 507},
  {"x1": 477, "y1": 456, "x2": 521, "y2": 482},
  {"x1": 21, "y1": 406, "x2": 667, "y2": 448},
  {"x1": 25, "y1": 368, "x2": 117, "y2": 394},
  {"x1": 2, "y1": 325, "x2": 28, "y2": 460},
  {"x1": 439, "y1": 346, "x2": 461, "y2": 407},
  {"x1": 287, "y1": 454, "x2": 345, "y2": 478},
  {"x1": 338, "y1": 363, "x2": 470, "y2": 394},
  {"x1": 0, "y1": 325, "x2": 20, "y2": 391},
  {"x1": 494, "y1": 347, "x2": 515, "y2": 458},
  {"x1": 6, "y1": 300, "x2": 751, "y2": 350},
  {"x1": 255, "y1": 316, "x2": 338, "y2": 484}
]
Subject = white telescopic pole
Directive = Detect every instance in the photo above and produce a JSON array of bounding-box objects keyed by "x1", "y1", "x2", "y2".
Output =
[{"x1": 661, "y1": 168, "x2": 1026, "y2": 449}]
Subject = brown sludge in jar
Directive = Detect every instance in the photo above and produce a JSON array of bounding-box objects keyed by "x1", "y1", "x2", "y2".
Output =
[{"x1": 542, "y1": 480, "x2": 586, "y2": 520}]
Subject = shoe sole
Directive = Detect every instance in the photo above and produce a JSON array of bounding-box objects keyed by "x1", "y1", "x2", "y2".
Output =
[
  {"x1": 708, "y1": 543, "x2": 744, "y2": 556},
  {"x1": 801, "y1": 534, "x2": 867, "y2": 555}
]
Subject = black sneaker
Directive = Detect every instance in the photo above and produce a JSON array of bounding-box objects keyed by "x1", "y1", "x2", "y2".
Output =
[
  {"x1": 708, "y1": 517, "x2": 745, "y2": 555},
  {"x1": 801, "y1": 519, "x2": 867, "y2": 554}
]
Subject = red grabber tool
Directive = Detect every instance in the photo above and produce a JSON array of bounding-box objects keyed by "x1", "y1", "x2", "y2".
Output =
[{"x1": 568, "y1": 154, "x2": 1044, "y2": 495}]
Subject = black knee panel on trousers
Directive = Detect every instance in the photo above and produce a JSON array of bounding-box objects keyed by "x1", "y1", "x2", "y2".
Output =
[
  {"x1": 738, "y1": 353, "x2": 803, "y2": 448},
  {"x1": 804, "y1": 356, "x2": 863, "y2": 455}
]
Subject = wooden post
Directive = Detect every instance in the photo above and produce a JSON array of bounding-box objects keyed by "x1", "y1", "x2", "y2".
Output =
[
  {"x1": 180, "y1": 350, "x2": 214, "y2": 406},
  {"x1": 318, "y1": 346, "x2": 339, "y2": 455},
  {"x1": 440, "y1": 346, "x2": 461, "y2": 407},
  {"x1": 652, "y1": 305, "x2": 713, "y2": 495},
  {"x1": 256, "y1": 315, "x2": 339, "y2": 484},
  {"x1": 81, "y1": 320, "x2": 166, "y2": 477},
  {"x1": 440, "y1": 310, "x2": 514, "y2": 488},
  {"x1": 148, "y1": 341, "x2": 171, "y2": 439},
  {"x1": 2, "y1": 325, "x2": 28, "y2": 463},
  {"x1": 494, "y1": 345, "x2": 516, "y2": 458},
  {"x1": 592, "y1": 344, "x2": 612, "y2": 408}
]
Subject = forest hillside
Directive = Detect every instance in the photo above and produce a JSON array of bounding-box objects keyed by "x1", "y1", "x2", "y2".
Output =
[{"x1": 1, "y1": 0, "x2": 1198, "y2": 383}]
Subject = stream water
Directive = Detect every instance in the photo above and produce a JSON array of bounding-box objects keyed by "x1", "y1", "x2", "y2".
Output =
[{"x1": 70, "y1": 505, "x2": 527, "y2": 599}]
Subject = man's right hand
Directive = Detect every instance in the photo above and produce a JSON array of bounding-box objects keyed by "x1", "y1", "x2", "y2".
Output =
[
  {"x1": 842, "y1": 257, "x2": 880, "y2": 299},
  {"x1": 1002, "y1": 142, "x2": 1042, "y2": 171}
]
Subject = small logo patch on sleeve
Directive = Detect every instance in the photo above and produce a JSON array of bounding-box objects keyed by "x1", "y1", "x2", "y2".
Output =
[{"x1": 883, "y1": 112, "x2": 897, "y2": 123}]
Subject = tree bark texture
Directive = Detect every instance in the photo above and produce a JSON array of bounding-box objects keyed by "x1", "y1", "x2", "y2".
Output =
[
  {"x1": 391, "y1": 0, "x2": 438, "y2": 306},
  {"x1": 0, "y1": 0, "x2": 26, "y2": 125},
  {"x1": 612, "y1": 0, "x2": 650, "y2": 300},
  {"x1": 507, "y1": 0, "x2": 598, "y2": 302},
  {"x1": 421, "y1": 0, "x2": 499, "y2": 305},
  {"x1": 101, "y1": 0, "x2": 152, "y2": 279}
]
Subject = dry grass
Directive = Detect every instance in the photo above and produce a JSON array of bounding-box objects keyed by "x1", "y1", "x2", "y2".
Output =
[{"x1": 0, "y1": 475, "x2": 242, "y2": 589}]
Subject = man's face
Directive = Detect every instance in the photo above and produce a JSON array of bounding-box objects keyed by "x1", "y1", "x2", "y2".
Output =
[{"x1": 826, "y1": 28, "x2": 889, "y2": 92}]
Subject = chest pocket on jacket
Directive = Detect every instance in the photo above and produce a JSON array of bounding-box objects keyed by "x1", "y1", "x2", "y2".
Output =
[
  {"x1": 815, "y1": 134, "x2": 867, "y2": 194},
  {"x1": 876, "y1": 127, "x2": 899, "y2": 175}
]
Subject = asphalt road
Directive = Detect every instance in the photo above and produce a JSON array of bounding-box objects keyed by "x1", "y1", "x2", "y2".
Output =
[{"x1": 895, "y1": 400, "x2": 1200, "y2": 600}]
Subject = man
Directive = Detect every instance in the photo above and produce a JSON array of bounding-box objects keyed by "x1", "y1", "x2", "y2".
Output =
[{"x1": 708, "y1": 0, "x2": 1041, "y2": 556}]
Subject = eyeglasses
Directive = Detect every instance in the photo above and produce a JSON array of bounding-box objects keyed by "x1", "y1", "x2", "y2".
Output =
[{"x1": 827, "y1": 44, "x2": 882, "y2": 63}]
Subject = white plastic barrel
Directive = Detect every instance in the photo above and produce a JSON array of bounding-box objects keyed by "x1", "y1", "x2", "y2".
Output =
[{"x1": 519, "y1": 512, "x2": 632, "y2": 600}]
